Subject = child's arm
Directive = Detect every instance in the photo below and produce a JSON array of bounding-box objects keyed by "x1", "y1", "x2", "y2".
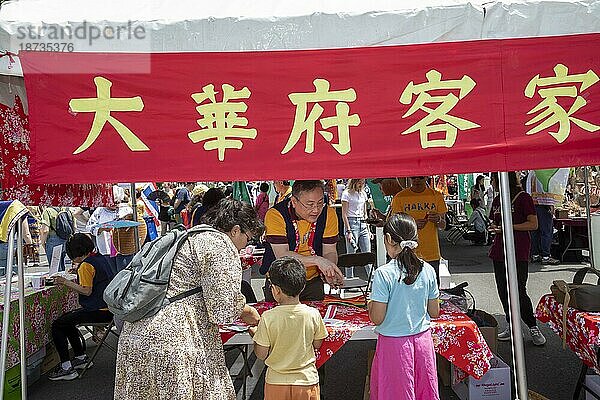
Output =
[
  {"x1": 313, "y1": 339, "x2": 324, "y2": 349},
  {"x1": 51, "y1": 275, "x2": 92, "y2": 296},
  {"x1": 427, "y1": 298, "x2": 440, "y2": 319},
  {"x1": 253, "y1": 343, "x2": 270, "y2": 361},
  {"x1": 251, "y1": 318, "x2": 271, "y2": 361},
  {"x1": 367, "y1": 300, "x2": 387, "y2": 325}
]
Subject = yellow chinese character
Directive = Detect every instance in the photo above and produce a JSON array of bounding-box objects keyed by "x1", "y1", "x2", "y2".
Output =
[
  {"x1": 69, "y1": 77, "x2": 148, "y2": 155},
  {"x1": 282, "y1": 79, "x2": 360, "y2": 155},
  {"x1": 399, "y1": 70, "x2": 480, "y2": 149},
  {"x1": 188, "y1": 84, "x2": 257, "y2": 161},
  {"x1": 525, "y1": 64, "x2": 600, "y2": 143}
]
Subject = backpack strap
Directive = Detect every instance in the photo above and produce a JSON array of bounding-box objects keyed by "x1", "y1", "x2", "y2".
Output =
[
  {"x1": 165, "y1": 224, "x2": 221, "y2": 304},
  {"x1": 168, "y1": 287, "x2": 203, "y2": 303}
]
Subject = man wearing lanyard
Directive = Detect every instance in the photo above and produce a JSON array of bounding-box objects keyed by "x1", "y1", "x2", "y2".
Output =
[{"x1": 264, "y1": 180, "x2": 344, "y2": 301}]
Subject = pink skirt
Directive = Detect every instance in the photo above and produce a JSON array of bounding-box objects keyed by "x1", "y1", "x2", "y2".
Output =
[{"x1": 370, "y1": 329, "x2": 440, "y2": 400}]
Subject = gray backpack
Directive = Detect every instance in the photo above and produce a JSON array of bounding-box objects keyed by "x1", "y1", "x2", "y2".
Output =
[{"x1": 103, "y1": 224, "x2": 218, "y2": 322}]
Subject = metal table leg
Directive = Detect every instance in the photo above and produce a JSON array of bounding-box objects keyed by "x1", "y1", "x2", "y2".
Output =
[{"x1": 561, "y1": 224, "x2": 573, "y2": 262}]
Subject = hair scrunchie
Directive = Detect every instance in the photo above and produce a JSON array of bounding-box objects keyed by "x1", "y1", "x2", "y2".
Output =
[{"x1": 399, "y1": 240, "x2": 418, "y2": 250}]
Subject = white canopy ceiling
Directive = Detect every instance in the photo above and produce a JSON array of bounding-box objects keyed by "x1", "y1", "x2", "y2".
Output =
[{"x1": 0, "y1": 0, "x2": 599, "y2": 76}]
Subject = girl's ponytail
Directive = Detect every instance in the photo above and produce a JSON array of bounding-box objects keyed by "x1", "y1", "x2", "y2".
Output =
[
  {"x1": 396, "y1": 244, "x2": 423, "y2": 285},
  {"x1": 384, "y1": 213, "x2": 424, "y2": 285}
]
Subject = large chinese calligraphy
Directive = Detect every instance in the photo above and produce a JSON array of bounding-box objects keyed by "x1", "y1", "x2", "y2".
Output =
[
  {"x1": 188, "y1": 84, "x2": 257, "y2": 161},
  {"x1": 283, "y1": 79, "x2": 360, "y2": 155},
  {"x1": 400, "y1": 70, "x2": 480, "y2": 149},
  {"x1": 525, "y1": 64, "x2": 600, "y2": 143},
  {"x1": 69, "y1": 76, "x2": 148, "y2": 154}
]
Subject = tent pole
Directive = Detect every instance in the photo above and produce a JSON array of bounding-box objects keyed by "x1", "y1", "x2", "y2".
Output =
[
  {"x1": 583, "y1": 167, "x2": 595, "y2": 269},
  {"x1": 17, "y1": 219, "x2": 27, "y2": 399},
  {"x1": 130, "y1": 183, "x2": 140, "y2": 252},
  {"x1": 0, "y1": 227, "x2": 16, "y2": 394},
  {"x1": 499, "y1": 172, "x2": 529, "y2": 399}
]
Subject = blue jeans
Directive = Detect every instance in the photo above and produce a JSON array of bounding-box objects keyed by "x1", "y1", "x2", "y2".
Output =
[
  {"x1": 344, "y1": 217, "x2": 372, "y2": 278},
  {"x1": 46, "y1": 235, "x2": 67, "y2": 271},
  {"x1": 106, "y1": 254, "x2": 134, "y2": 276},
  {"x1": 531, "y1": 205, "x2": 553, "y2": 258}
]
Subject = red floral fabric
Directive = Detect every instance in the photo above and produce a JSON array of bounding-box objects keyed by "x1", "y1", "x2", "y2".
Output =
[
  {"x1": 0, "y1": 95, "x2": 113, "y2": 207},
  {"x1": 536, "y1": 294, "x2": 600, "y2": 374},
  {"x1": 221, "y1": 298, "x2": 492, "y2": 377}
]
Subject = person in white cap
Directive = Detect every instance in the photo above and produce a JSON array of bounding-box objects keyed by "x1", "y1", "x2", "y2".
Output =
[{"x1": 86, "y1": 185, "x2": 133, "y2": 275}]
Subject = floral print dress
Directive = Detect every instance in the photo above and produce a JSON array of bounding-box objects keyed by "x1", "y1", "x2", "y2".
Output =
[{"x1": 114, "y1": 231, "x2": 246, "y2": 400}]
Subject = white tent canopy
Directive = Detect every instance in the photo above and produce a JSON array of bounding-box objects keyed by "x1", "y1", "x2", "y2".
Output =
[{"x1": 1, "y1": 0, "x2": 600, "y2": 76}]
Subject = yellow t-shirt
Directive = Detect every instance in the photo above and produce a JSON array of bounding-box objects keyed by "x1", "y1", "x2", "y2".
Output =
[
  {"x1": 78, "y1": 261, "x2": 109, "y2": 310},
  {"x1": 253, "y1": 304, "x2": 328, "y2": 385},
  {"x1": 78, "y1": 262, "x2": 95, "y2": 288},
  {"x1": 265, "y1": 206, "x2": 339, "y2": 281},
  {"x1": 390, "y1": 188, "x2": 448, "y2": 261}
]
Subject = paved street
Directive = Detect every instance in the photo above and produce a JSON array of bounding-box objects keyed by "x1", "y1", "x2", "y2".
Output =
[{"x1": 27, "y1": 231, "x2": 591, "y2": 400}]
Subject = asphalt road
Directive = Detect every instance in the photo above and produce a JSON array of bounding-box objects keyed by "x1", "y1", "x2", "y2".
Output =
[{"x1": 27, "y1": 232, "x2": 592, "y2": 400}]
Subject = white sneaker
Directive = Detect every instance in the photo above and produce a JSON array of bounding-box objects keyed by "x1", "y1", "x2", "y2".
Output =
[
  {"x1": 529, "y1": 326, "x2": 547, "y2": 346},
  {"x1": 498, "y1": 325, "x2": 511, "y2": 341}
]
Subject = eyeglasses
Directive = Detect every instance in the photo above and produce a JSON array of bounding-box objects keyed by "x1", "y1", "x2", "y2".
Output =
[{"x1": 294, "y1": 196, "x2": 325, "y2": 210}]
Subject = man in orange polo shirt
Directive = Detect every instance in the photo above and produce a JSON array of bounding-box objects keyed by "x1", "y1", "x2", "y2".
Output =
[{"x1": 264, "y1": 180, "x2": 344, "y2": 301}]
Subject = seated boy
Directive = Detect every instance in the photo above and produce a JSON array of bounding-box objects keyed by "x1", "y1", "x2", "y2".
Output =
[
  {"x1": 250, "y1": 257, "x2": 328, "y2": 400},
  {"x1": 48, "y1": 233, "x2": 114, "y2": 381},
  {"x1": 463, "y1": 198, "x2": 489, "y2": 245}
]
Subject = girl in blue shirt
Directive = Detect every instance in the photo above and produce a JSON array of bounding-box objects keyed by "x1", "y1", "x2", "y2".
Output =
[{"x1": 368, "y1": 212, "x2": 440, "y2": 400}]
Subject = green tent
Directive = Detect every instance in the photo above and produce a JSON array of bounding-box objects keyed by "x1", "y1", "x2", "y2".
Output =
[{"x1": 233, "y1": 181, "x2": 252, "y2": 204}]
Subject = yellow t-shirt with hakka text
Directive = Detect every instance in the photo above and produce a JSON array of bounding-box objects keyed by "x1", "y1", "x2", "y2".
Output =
[{"x1": 390, "y1": 187, "x2": 447, "y2": 262}]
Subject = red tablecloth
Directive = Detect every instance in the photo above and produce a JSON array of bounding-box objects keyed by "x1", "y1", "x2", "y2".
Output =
[
  {"x1": 536, "y1": 294, "x2": 600, "y2": 374},
  {"x1": 221, "y1": 297, "x2": 492, "y2": 378}
]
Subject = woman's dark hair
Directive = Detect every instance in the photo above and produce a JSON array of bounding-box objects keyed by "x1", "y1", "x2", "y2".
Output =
[
  {"x1": 470, "y1": 198, "x2": 481, "y2": 209},
  {"x1": 202, "y1": 188, "x2": 225, "y2": 209},
  {"x1": 269, "y1": 256, "x2": 306, "y2": 297},
  {"x1": 201, "y1": 198, "x2": 264, "y2": 237},
  {"x1": 65, "y1": 233, "x2": 95, "y2": 260},
  {"x1": 491, "y1": 172, "x2": 522, "y2": 199},
  {"x1": 475, "y1": 175, "x2": 485, "y2": 191},
  {"x1": 384, "y1": 213, "x2": 423, "y2": 285},
  {"x1": 259, "y1": 182, "x2": 270, "y2": 193}
]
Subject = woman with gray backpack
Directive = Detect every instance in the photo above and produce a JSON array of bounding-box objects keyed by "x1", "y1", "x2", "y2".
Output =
[{"x1": 113, "y1": 198, "x2": 263, "y2": 400}]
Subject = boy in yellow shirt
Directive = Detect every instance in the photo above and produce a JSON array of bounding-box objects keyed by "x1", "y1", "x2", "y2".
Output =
[{"x1": 250, "y1": 257, "x2": 328, "y2": 400}]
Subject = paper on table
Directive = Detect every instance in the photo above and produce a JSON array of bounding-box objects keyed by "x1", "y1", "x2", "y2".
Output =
[{"x1": 49, "y1": 244, "x2": 62, "y2": 275}]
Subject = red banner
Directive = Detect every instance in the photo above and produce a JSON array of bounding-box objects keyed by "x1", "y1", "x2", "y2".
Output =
[
  {"x1": 0, "y1": 95, "x2": 114, "y2": 205},
  {"x1": 20, "y1": 33, "x2": 600, "y2": 184}
]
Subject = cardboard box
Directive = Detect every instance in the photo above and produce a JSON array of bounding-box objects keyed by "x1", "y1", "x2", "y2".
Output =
[
  {"x1": 41, "y1": 343, "x2": 60, "y2": 375},
  {"x1": 452, "y1": 356, "x2": 511, "y2": 400},
  {"x1": 472, "y1": 310, "x2": 498, "y2": 354},
  {"x1": 586, "y1": 374, "x2": 600, "y2": 400},
  {"x1": 555, "y1": 209, "x2": 569, "y2": 219}
]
